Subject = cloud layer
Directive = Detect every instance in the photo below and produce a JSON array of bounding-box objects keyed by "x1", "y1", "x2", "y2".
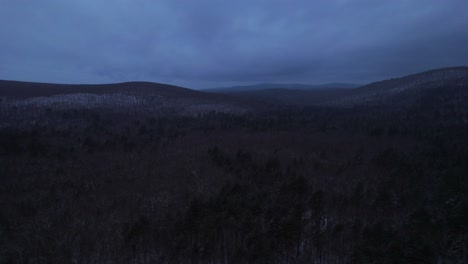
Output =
[{"x1": 1, "y1": 0, "x2": 467, "y2": 88}]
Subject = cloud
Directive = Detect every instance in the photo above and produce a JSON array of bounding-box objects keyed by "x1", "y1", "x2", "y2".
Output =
[{"x1": 0, "y1": 0, "x2": 467, "y2": 88}]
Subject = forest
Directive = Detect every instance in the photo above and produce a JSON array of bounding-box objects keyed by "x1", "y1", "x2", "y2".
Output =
[{"x1": 0, "y1": 75, "x2": 467, "y2": 263}]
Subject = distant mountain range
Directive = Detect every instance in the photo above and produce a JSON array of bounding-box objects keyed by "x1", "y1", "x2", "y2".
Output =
[
  {"x1": 204, "y1": 67, "x2": 468, "y2": 109},
  {"x1": 202, "y1": 83, "x2": 360, "y2": 93}
]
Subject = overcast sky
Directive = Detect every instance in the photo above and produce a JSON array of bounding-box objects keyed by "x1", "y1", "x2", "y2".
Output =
[{"x1": 0, "y1": 0, "x2": 467, "y2": 89}]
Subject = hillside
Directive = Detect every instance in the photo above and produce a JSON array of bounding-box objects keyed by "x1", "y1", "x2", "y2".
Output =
[
  {"x1": 328, "y1": 66, "x2": 468, "y2": 107},
  {"x1": 0, "y1": 80, "x2": 250, "y2": 127}
]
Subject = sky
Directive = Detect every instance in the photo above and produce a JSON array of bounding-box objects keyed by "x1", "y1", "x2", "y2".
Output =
[{"x1": 0, "y1": 0, "x2": 467, "y2": 89}]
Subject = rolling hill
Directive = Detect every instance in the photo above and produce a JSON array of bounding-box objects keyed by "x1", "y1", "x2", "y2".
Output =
[
  {"x1": 0, "y1": 80, "x2": 251, "y2": 118},
  {"x1": 328, "y1": 66, "x2": 468, "y2": 107}
]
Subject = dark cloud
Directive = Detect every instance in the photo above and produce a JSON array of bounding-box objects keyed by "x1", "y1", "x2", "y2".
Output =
[{"x1": 0, "y1": 0, "x2": 467, "y2": 88}]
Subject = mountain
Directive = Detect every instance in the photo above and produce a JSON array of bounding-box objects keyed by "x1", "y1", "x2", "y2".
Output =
[
  {"x1": 203, "y1": 82, "x2": 359, "y2": 93},
  {"x1": 327, "y1": 66, "x2": 468, "y2": 107},
  {"x1": 0, "y1": 80, "x2": 251, "y2": 119},
  {"x1": 0, "y1": 80, "x2": 217, "y2": 98}
]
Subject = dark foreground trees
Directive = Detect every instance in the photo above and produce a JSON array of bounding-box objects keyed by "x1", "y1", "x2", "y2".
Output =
[{"x1": 0, "y1": 106, "x2": 467, "y2": 263}]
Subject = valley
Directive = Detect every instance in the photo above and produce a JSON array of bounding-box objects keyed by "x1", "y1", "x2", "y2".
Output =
[{"x1": 0, "y1": 67, "x2": 467, "y2": 263}]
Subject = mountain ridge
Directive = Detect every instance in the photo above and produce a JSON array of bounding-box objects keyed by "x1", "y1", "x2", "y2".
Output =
[
  {"x1": 0, "y1": 80, "x2": 252, "y2": 117},
  {"x1": 0, "y1": 80, "x2": 198, "y2": 98},
  {"x1": 328, "y1": 66, "x2": 468, "y2": 107}
]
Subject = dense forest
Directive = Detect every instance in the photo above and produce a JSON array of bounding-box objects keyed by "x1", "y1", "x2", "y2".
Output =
[{"x1": 0, "y1": 73, "x2": 467, "y2": 263}]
